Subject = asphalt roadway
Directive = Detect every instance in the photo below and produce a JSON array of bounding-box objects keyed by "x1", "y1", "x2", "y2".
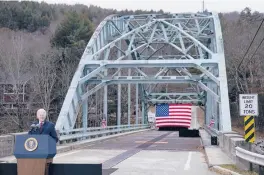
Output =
[{"x1": 53, "y1": 130, "x2": 218, "y2": 175}]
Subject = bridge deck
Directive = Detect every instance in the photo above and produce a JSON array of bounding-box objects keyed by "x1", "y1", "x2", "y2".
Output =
[{"x1": 54, "y1": 130, "x2": 218, "y2": 175}]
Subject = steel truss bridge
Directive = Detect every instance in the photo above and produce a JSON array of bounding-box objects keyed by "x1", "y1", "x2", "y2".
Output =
[{"x1": 55, "y1": 12, "x2": 232, "y2": 134}]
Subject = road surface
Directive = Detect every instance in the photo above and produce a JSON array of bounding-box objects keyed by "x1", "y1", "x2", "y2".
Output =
[{"x1": 54, "y1": 130, "x2": 218, "y2": 175}]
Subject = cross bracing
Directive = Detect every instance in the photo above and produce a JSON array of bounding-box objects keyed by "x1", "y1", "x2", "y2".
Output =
[
  {"x1": 146, "y1": 92, "x2": 205, "y2": 104},
  {"x1": 55, "y1": 12, "x2": 231, "y2": 133}
]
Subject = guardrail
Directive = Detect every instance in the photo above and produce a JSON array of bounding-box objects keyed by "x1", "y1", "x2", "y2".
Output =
[
  {"x1": 236, "y1": 147, "x2": 264, "y2": 166},
  {"x1": 236, "y1": 146, "x2": 264, "y2": 174},
  {"x1": 59, "y1": 124, "x2": 150, "y2": 143}
]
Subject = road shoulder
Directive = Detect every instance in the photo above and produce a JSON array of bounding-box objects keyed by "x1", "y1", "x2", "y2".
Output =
[{"x1": 200, "y1": 129, "x2": 242, "y2": 175}]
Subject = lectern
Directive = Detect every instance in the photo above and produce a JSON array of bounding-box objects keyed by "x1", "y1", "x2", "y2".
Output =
[{"x1": 14, "y1": 135, "x2": 57, "y2": 175}]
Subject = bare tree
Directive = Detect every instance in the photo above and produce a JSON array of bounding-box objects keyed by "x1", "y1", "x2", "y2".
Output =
[
  {"x1": 222, "y1": 10, "x2": 264, "y2": 130},
  {"x1": 0, "y1": 30, "x2": 34, "y2": 132},
  {"x1": 32, "y1": 50, "x2": 58, "y2": 121}
]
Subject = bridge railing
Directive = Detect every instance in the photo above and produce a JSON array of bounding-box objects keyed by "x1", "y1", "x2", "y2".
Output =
[
  {"x1": 236, "y1": 147, "x2": 264, "y2": 167},
  {"x1": 59, "y1": 124, "x2": 150, "y2": 143},
  {"x1": 0, "y1": 124, "x2": 149, "y2": 158},
  {"x1": 204, "y1": 125, "x2": 219, "y2": 137}
]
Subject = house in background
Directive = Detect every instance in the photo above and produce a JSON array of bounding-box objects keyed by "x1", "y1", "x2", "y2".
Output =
[{"x1": 0, "y1": 74, "x2": 41, "y2": 115}]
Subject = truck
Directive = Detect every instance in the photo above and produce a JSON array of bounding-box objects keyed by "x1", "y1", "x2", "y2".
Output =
[{"x1": 151, "y1": 103, "x2": 200, "y2": 137}]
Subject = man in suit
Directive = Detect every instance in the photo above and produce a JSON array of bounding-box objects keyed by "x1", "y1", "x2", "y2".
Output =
[{"x1": 28, "y1": 109, "x2": 59, "y2": 143}]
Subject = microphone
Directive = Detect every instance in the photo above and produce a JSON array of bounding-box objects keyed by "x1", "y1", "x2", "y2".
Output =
[
  {"x1": 29, "y1": 123, "x2": 40, "y2": 134},
  {"x1": 35, "y1": 123, "x2": 40, "y2": 128},
  {"x1": 30, "y1": 124, "x2": 36, "y2": 128}
]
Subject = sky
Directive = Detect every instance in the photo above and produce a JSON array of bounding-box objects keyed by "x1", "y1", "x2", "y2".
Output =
[{"x1": 34, "y1": 0, "x2": 264, "y2": 13}]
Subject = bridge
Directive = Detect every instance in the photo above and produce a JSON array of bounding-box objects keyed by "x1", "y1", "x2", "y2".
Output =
[
  {"x1": 1, "y1": 12, "x2": 258, "y2": 175},
  {"x1": 56, "y1": 12, "x2": 231, "y2": 133}
]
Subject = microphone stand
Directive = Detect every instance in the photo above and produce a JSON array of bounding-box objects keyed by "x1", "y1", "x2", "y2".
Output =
[{"x1": 29, "y1": 124, "x2": 40, "y2": 134}]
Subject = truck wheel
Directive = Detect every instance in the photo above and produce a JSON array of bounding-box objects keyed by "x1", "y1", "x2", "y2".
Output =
[
  {"x1": 179, "y1": 128, "x2": 188, "y2": 137},
  {"x1": 179, "y1": 129, "x2": 200, "y2": 137}
]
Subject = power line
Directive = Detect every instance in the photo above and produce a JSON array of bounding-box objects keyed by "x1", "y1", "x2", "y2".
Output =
[
  {"x1": 237, "y1": 18, "x2": 264, "y2": 70},
  {"x1": 202, "y1": 0, "x2": 205, "y2": 12},
  {"x1": 244, "y1": 35, "x2": 264, "y2": 66}
]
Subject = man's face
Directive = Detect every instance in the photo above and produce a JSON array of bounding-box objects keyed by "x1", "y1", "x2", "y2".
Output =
[{"x1": 37, "y1": 111, "x2": 46, "y2": 122}]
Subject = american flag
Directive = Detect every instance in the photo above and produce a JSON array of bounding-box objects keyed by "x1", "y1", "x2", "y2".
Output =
[{"x1": 155, "y1": 103, "x2": 192, "y2": 128}]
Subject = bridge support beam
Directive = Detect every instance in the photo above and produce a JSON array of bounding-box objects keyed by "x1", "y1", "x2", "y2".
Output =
[
  {"x1": 141, "y1": 100, "x2": 145, "y2": 124},
  {"x1": 103, "y1": 50, "x2": 108, "y2": 125},
  {"x1": 117, "y1": 41, "x2": 121, "y2": 126},
  {"x1": 136, "y1": 84, "x2": 139, "y2": 124},
  {"x1": 82, "y1": 70, "x2": 88, "y2": 130},
  {"x1": 82, "y1": 98, "x2": 88, "y2": 130},
  {"x1": 118, "y1": 82, "x2": 121, "y2": 126},
  {"x1": 104, "y1": 86, "x2": 108, "y2": 125},
  {"x1": 213, "y1": 13, "x2": 232, "y2": 132},
  {"x1": 128, "y1": 68, "x2": 131, "y2": 126}
]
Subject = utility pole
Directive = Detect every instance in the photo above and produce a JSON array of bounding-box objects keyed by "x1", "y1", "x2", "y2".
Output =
[{"x1": 203, "y1": 0, "x2": 205, "y2": 12}]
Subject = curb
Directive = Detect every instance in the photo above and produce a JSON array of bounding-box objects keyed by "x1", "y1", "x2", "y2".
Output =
[
  {"x1": 210, "y1": 166, "x2": 242, "y2": 175},
  {"x1": 199, "y1": 129, "x2": 210, "y2": 165},
  {"x1": 199, "y1": 129, "x2": 242, "y2": 175},
  {"x1": 0, "y1": 128, "x2": 150, "y2": 163}
]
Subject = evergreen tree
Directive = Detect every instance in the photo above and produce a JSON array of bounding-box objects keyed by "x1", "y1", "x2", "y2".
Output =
[
  {"x1": 51, "y1": 11, "x2": 93, "y2": 48},
  {"x1": 0, "y1": 1, "x2": 54, "y2": 32}
]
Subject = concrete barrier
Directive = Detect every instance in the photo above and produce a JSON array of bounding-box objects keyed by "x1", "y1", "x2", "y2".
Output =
[
  {"x1": 230, "y1": 137, "x2": 245, "y2": 161},
  {"x1": 219, "y1": 131, "x2": 238, "y2": 149},
  {"x1": 217, "y1": 131, "x2": 253, "y2": 171},
  {"x1": 0, "y1": 135, "x2": 14, "y2": 158},
  {"x1": 223, "y1": 133, "x2": 243, "y2": 158}
]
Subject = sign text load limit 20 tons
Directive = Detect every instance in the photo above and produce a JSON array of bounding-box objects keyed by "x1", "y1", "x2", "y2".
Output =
[{"x1": 239, "y1": 94, "x2": 259, "y2": 116}]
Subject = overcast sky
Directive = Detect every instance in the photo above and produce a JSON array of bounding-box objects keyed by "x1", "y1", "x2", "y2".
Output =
[{"x1": 34, "y1": 0, "x2": 264, "y2": 13}]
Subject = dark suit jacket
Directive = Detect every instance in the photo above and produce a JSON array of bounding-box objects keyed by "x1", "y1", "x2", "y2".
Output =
[{"x1": 28, "y1": 121, "x2": 59, "y2": 143}]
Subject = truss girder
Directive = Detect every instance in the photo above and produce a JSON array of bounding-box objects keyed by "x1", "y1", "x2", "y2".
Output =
[
  {"x1": 55, "y1": 12, "x2": 232, "y2": 133},
  {"x1": 146, "y1": 92, "x2": 204, "y2": 104},
  {"x1": 83, "y1": 60, "x2": 218, "y2": 67}
]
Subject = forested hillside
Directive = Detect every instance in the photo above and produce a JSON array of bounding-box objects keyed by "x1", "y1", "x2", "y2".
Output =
[
  {"x1": 221, "y1": 8, "x2": 264, "y2": 132},
  {"x1": 0, "y1": 1, "x2": 263, "y2": 133},
  {"x1": 0, "y1": 1, "x2": 163, "y2": 133}
]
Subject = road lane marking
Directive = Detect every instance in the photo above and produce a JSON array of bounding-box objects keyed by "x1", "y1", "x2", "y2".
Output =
[
  {"x1": 55, "y1": 144, "x2": 96, "y2": 158},
  {"x1": 55, "y1": 143, "x2": 97, "y2": 158},
  {"x1": 55, "y1": 150, "x2": 82, "y2": 158},
  {"x1": 103, "y1": 132, "x2": 172, "y2": 169},
  {"x1": 184, "y1": 152, "x2": 192, "y2": 170},
  {"x1": 135, "y1": 141, "x2": 168, "y2": 144},
  {"x1": 84, "y1": 144, "x2": 95, "y2": 148}
]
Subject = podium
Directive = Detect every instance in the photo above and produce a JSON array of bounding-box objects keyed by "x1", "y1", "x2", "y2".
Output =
[{"x1": 14, "y1": 135, "x2": 57, "y2": 175}]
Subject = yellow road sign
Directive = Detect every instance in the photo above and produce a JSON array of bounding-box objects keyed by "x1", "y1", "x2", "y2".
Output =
[{"x1": 244, "y1": 116, "x2": 255, "y2": 143}]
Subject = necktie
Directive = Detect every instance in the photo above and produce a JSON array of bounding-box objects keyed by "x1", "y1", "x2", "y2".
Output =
[{"x1": 40, "y1": 122, "x2": 43, "y2": 132}]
